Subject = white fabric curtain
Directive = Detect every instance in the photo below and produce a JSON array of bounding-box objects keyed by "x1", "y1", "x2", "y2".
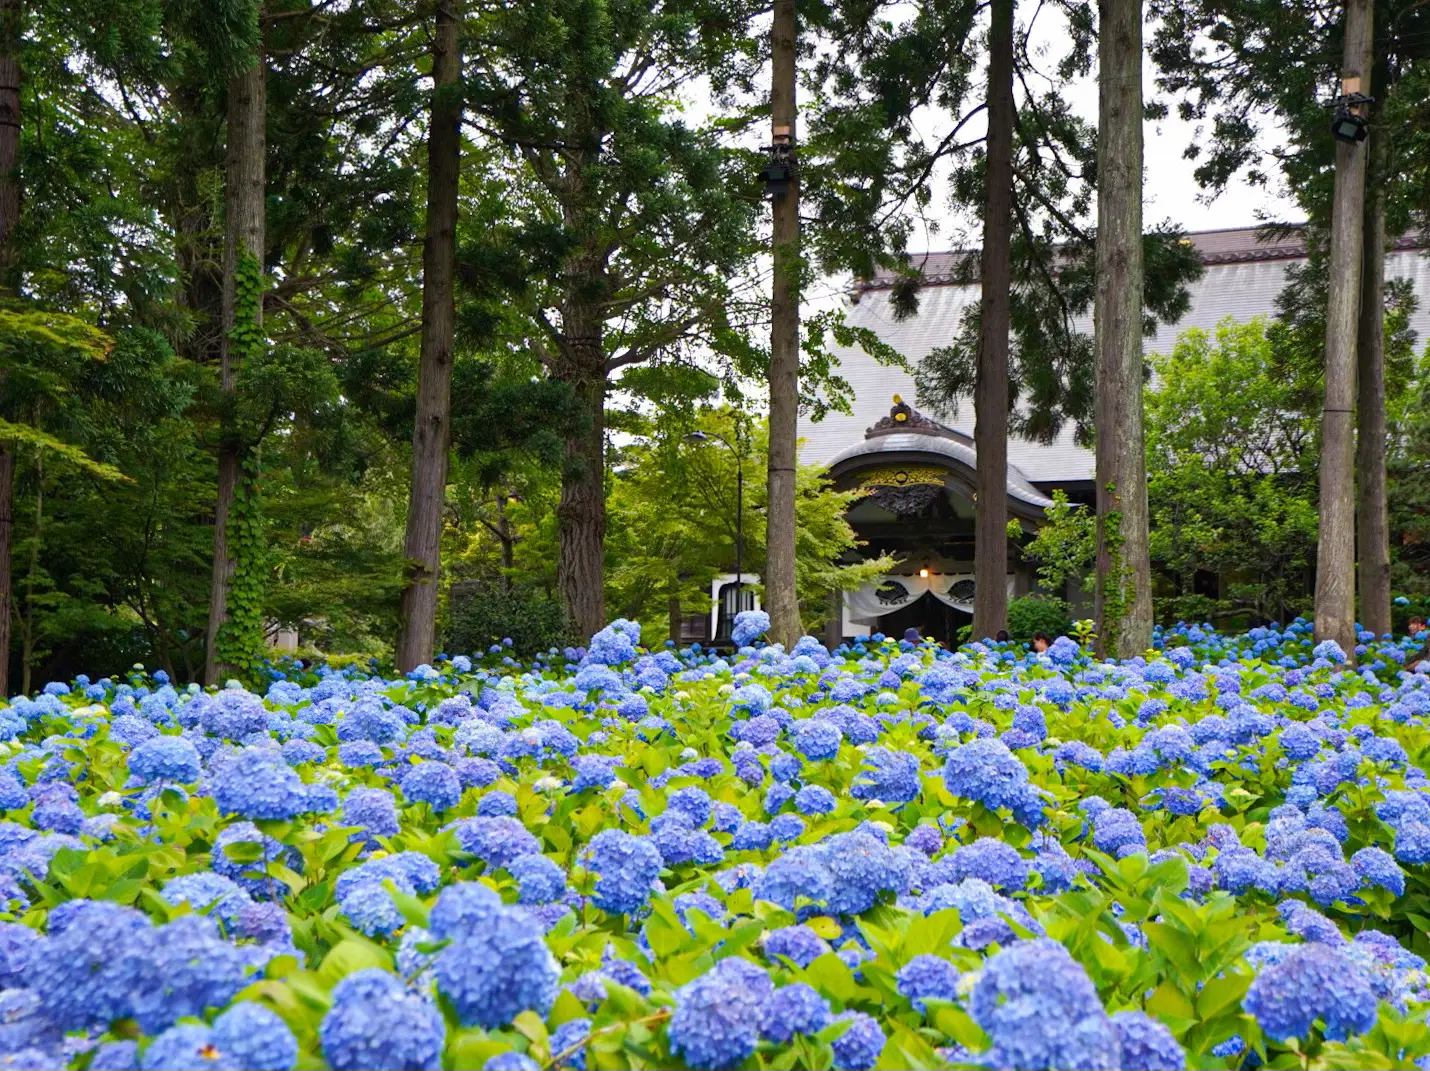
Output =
[{"x1": 845, "y1": 574, "x2": 1015, "y2": 620}]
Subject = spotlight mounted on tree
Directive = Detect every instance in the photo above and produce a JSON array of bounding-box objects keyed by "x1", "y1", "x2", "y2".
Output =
[
  {"x1": 759, "y1": 126, "x2": 796, "y2": 199},
  {"x1": 1327, "y1": 84, "x2": 1374, "y2": 144}
]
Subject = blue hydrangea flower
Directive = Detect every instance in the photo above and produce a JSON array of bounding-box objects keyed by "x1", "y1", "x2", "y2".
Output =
[
  {"x1": 210, "y1": 748, "x2": 316, "y2": 820},
  {"x1": 587, "y1": 620, "x2": 640, "y2": 665},
  {"x1": 1110, "y1": 1010, "x2": 1185, "y2": 1071},
  {"x1": 819, "y1": 831, "x2": 903, "y2": 915},
  {"x1": 795, "y1": 783, "x2": 835, "y2": 812},
  {"x1": 453, "y1": 817, "x2": 542, "y2": 868},
  {"x1": 211, "y1": 822, "x2": 303, "y2": 898},
  {"x1": 400, "y1": 762, "x2": 462, "y2": 811},
  {"x1": 140, "y1": 1024, "x2": 231, "y2": 1071},
  {"x1": 211, "y1": 1002, "x2": 299, "y2": 1071},
  {"x1": 731, "y1": 611, "x2": 771, "y2": 648},
  {"x1": 970, "y1": 939, "x2": 1120, "y2": 1070},
  {"x1": 320, "y1": 968, "x2": 445, "y2": 1071},
  {"x1": 343, "y1": 787, "x2": 400, "y2": 839},
  {"x1": 160, "y1": 872, "x2": 252, "y2": 928},
  {"x1": 764, "y1": 925, "x2": 831, "y2": 967},
  {"x1": 829, "y1": 1011, "x2": 885, "y2": 1070},
  {"x1": 429, "y1": 884, "x2": 559, "y2": 1029},
  {"x1": 90, "y1": 1041, "x2": 140, "y2": 1071},
  {"x1": 129, "y1": 736, "x2": 202, "y2": 784},
  {"x1": 895, "y1": 954, "x2": 959, "y2": 1012},
  {"x1": 1243, "y1": 942, "x2": 1377, "y2": 1042},
  {"x1": 850, "y1": 747, "x2": 922, "y2": 804},
  {"x1": 548, "y1": 1017, "x2": 590, "y2": 1071},
  {"x1": 1351, "y1": 846, "x2": 1405, "y2": 897},
  {"x1": 761, "y1": 982, "x2": 831, "y2": 1043},
  {"x1": 506, "y1": 853, "x2": 567, "y2": 904},
  {"x1": 131, "y1": 913, "x2": 249, "y2": 1033},
  {"x1": 582, "y1": 830, "x2": 662, "y2": 915},
  {"x1": 943, "y1": 738, "x2": 1028, "y2": 811},
  {"x1": 754, "y1": 845, "x2": 833, "y2": 911},
  {"x1": 483, "y1": 1053, "x2": 539, "y2": 1071},
  {"x1": 769, "y1": 814, "x2": 805, "y2": 842},
  {"x1": 791, "y1": 718, "x2": 842, "y2": 761},
  {"x1": 951, "y1": 838, "x2": 1029, "y2": 890},
  {"x1": 668, "y1": 957, "x2": 773, "y2": 1070},
  {"x1": 27, "y1": 900, "x2": 152, "y2": 1030}
]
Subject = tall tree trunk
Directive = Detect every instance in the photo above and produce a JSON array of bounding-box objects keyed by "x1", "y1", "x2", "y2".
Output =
[
  {"x1": 556, "y1": 335, "x2": 607, "y2": 641},
  {"x1": 496, "y1": 493, "x2": 514, "y2": 596},
  {"x1": 19, "y1": 452, "x2": 35, "y2": 697},
  {"x1": 972, "y1": 0, "x2": 1014, "y2": 643},
  {"x1": 668, "y1": 595, "x2": 682, "y2": 646},
  {"x1": 1315, "y1": 0, "x2": 1373, "y2": 656},
  {"x1": 765, "y1": 0, "x2": 801, "y2": 649},
  {"x1": 1093, "y1": 0, "x2": 1151, "y2": 658},
  {"x1": 396, "y1": 0, "x2": 462, "y2": 672},
  {"x1": 1356, "y1": 95, "x2": 1389, "y2": 638},
  {"x1": 205, "y1": 50, "x2": 266, "y2": 686},
  {"x1": 0, "y1": 0, "x2": 19, "y2": 696}
]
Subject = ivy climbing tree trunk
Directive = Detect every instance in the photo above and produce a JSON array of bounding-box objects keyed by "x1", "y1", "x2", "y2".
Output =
[
  {"x1": 1356, "y1": 99, "x2": 1389, "y2": 639},
  {"x1": 972, "y1": 0, "x2": 1014, "y2": 643},
  {"x1": 396, "y1": 0, "x2": 462, "y2": 673},
  {"x1": 205, "y1": 44, "x2": 266, "y2": 687},
  {"x1": 0, "y1": 0, "x2": 18, "y2": 696},
  {"x1": 1315, "y1": 0, "x2": 1372, "y2": 657},
  {"x1": 765, "y1": 0, "x2": 801, "y2": 650},
  {"x1": 1093, "y1": 0, "x2": 1152, "y2": 658}
]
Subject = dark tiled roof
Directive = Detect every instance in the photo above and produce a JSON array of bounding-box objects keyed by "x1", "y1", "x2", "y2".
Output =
[{"x1": 854, "y1": 224, "x2": 1429, "y2": 291}]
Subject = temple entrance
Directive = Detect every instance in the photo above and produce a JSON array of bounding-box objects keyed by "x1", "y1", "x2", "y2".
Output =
[{"x1": 877, "y1": 591, "x2": 970, "y2": 646}]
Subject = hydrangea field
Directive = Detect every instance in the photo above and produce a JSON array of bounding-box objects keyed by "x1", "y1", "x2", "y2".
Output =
[{"x1": 3, "y1": 613, "x2": 1430, "y2": 1070}]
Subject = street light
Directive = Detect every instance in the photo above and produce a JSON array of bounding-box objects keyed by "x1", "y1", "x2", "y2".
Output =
[
  {"x1": 1328, "y1": 90, "x2": 1373, "y2": 144},
  {"x1": 684, "y1": 429, "x2": 745, "y2": 639}
]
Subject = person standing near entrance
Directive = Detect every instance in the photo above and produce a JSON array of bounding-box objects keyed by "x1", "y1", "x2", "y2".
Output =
[{"x1": 1406, "y1": 616, "x2": 1428, "y2": 672}]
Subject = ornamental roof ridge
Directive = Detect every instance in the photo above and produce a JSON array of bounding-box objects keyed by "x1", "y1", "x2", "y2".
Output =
[
  {"x1": 850, "y1": 224, "x2": 1430, "y2": 293},
  {"x1": 865, "y1": 395, "x2": 972, "y2": 442}
]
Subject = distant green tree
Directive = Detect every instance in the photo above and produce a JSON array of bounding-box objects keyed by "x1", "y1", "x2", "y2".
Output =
[{"x1": 1144, "y1": 319, "x2": 1319, "y2": 624}]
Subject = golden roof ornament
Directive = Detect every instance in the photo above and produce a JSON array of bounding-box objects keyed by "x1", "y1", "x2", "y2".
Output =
[{"x1": 865, "y1": 394, "x2": 943, "y2": 437}]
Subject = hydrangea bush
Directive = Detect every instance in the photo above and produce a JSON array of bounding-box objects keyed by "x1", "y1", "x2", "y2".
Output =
[{"x1": 1, "y1": 612, "x2": 1430, "y2": 1068}]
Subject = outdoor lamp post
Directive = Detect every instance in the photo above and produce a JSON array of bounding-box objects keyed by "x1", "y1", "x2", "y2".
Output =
[{"x1": 684, "y1": 429, "x2": 745, "y2": 633}]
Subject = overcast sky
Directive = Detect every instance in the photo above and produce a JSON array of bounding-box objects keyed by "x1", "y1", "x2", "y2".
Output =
[{"x1": 892, "y1": 33, "x2": 1302, "y2": 258}]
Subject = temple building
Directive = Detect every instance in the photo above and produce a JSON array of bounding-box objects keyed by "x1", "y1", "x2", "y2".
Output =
[{"x1": 801, "y1": 225, "x2": 1430, "y2": 643}]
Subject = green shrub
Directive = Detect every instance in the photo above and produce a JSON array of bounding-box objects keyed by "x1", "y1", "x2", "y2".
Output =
[
  {"x1": 1006, "y1": 595, "x2": 1072, "y2": 642},
  {"x1": 446, "y1": 584, "x2": 571, "y2": 658}
]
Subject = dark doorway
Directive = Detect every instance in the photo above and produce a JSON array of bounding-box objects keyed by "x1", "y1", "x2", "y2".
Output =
[
  {"x1": 877, "y1": 592, "x2": 970, "y2": 645},
  {"x1": 714, "y1": 581, "x2": 758, "y2": 643}
]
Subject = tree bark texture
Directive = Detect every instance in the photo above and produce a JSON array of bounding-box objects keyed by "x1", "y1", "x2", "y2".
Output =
[
  {"x1": 205, "y1": 51, "x2": 266, "y2": 687},
  {"x1": 555, "y1": 336, "x2": 607, "y2": 642},
  {"x1": 765, "y1": 0, "x2": 801, "y2": 649},
  {"x1": 1093, "y1": 0, "x2": 1152, "y2": 658},
  {"x1": 0, "y1": 0, "x2": 19, "y2": 696},
  {"x1": 1356, "y1": 109, "x2": 1389, "y2": 638},
  {"x1": 668, "y1": 595, "x2": 682, "y2": 646},
  {"x1": 396, "y1": 0, "x2": 462, "y2": 672},
  {"x1": 972, "y1": 0, "x2": 1014, "y2": 643},
  {"x1": 1315, "y1": 0, "x2": 1372, "y2": 656}
]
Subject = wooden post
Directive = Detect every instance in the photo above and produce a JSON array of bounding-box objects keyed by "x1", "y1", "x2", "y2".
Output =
[
  {"x1": 972, "y1": 0, "x2": 1014, "y2": 643},
  {"x1": 765, "y1": 0, "x2": 801, "y2": 649},
  {"x1": 205, "y1": 39, "x2": 266, "y2": 686},
  {"x1": 1093, "y1": 0, "x2": 1152, "y2": 658},
  {"x1": 1356, "y1": 84, "x2": 1390, "y2": 638},
  {"x1": 0, "y1": 0, "x2": 19, "y2": 695},
  {"x1": 1315, "y1": 0, "x2": 1373, "y2": 655},
  {"x1": 396, "y1": 0, "x2": 462, "y2": 671}
]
